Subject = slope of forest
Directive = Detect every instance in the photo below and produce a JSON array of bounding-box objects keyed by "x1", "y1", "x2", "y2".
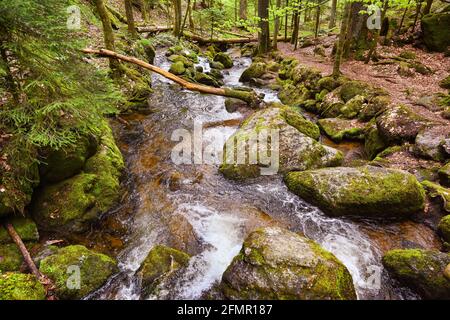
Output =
[{"x1": 0, "y1": 0, "x2": 449, "y2": 301}]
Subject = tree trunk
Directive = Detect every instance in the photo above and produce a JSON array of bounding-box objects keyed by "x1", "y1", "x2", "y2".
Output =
[
  {"x1": 397, "y1": 0, "x2": 411, "y2": 35},
  {"x1": 329, "y1": 0, "x2": 337, "y2": 29},
  {"x1": 141, "y1": 0, "x2": 149, "y2": 22},
  {"x1": 284, "y1": 0, "x2": 289, "y2": 39},
  {"x1": 411, "y1": 1, "x2": 422, "y2": 32},
  {"x1": 125, "y1": 0, "x2": 138, "y2": 38},
  {"x1": 314, "y1": 0, "x2": 321, "y2": 38},
  {"x1": 173, "y1": 0, "x2": 182, "y2": 36},
  {"x1": 258, "y1": 0, "x2": 270, "y2": 54},
  {"x1": 181, "y1": 0, "x2": 191, "y2": 36},
  {"x1": 189, "y1": 0, "x2": 195, "y2": 29},
  {"x1": 94, "y1": 0, "x2": 120, "y2": 71},
  {"x1": 423, "y1": 0, "x2": 433, "y2": 15},
  {"x1": 273, "y1": 0, "x2": 282, "y2": 49},
  {"x1": 332, "y1": 1, "x2": 351, "y2": 78},
  {"x1": 239, "y1": 0, "x2": 248, "y2": 19},
  {"x1": 183, "y1": 31, "x2": 290, "y2": 43},
  {"x1": 82, "y1": 48, "x2": 262, "y2": 107}
]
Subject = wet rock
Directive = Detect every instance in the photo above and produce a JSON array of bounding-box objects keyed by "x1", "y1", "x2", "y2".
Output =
[
  {"x1": 32, "y1": 122, "x2": 124, "y2": 233},
  {"x1": 421, "y1": 180, "x2": 450, "y2": 212},
  {"x1": 167, "y1": 214, "x2": 203, "y2": 256},
  {"x1": 220, "y1": 104, "x2": 342, "y2": 180},
  {"x1": 0, "y1": 272, "x2": 46, "y2": 300},
  {"x1": 439, "y1": 162, "x2": 450, "y2": 187},
  {"x1": 138, "y1": 245, "x2": 190, "y2": 297},
  {"x1": 169, "y1": 61, "x2": 186, "y2": 75},
  {"x1": 421, "y1": 12, "x2": 450, "y2": 52},
  {"x1": 285, "y1": 166, "x2": 425, "y2": 218},
  {"x1": 414, "y1": 126, "x2": 450, "y2": 161},
  {"x1": 382, "y1": 249, "x2": 450, "y2": 299},
  {"x1": 40, "y1": 135, "x2": 97, "y2": 183},
  {"x1": 214, "y1": 52, "x2": 233, "y2": 69},
  {"x1": 318, "y1": 118, "x2": 366, "y2": 142},
  {"x1": 207, "y1": 68, "x2": 224, "y2": 80},
  {"x1": 39, "y1": 245, "x2": 118, "y2": 299},
  {"x1": 168, "y1": 54, "x2": 193, "y2": 67},
  {"x1": 439, "y1": 215, "x2": 450, "y2": 243},
  {"x1": 376, "y1": 104, "x2": 431, "y2": 143},
  {"x1": 220, "y1": 227, "x2": 356, "y2": 300},
  {"x1": 225, "y1": 98, "x2": 247, "y2": 113},
  {"x1": 195, "y1": 72, "x2": 220, "y2": 87},
  {"x1": 239, "y1": 62, "x2": 267, "y2": 82},
  {"x1": 209, "y1": 61, "x2": 224, "y2": 70},
  {"x1": 0, "y1": 217, "x2": 38, "y2": 244}
]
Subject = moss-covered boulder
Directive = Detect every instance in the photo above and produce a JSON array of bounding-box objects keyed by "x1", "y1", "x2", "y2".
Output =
[
  {"x1": 439, "y1": 162, "x2": 450, "y2": 187},
  {"x1": 382, "y1": 249, "x2": 450, "y2": 299},
  {"x1": 421, "y1": 12, "x2": 450, "y2": 52},
  {"x1": 319, "y1": 91, "x2": 345, "y2": 117},
  {"x1": 318, "y1": 118, "x2": 366, "y2": 142},
  {"x1": 169, "y1": 61, "x2": 186, "y2": 75},
  {"x1": 376, "y1": 104, "x2": 432, "y2": 143},
  {"x1": 421, "y1": 180, "x2": 450, "y2": 212},
  {"x1": 0, "y1": 244, "x2": 23, "y2": 272},
  {"x1": 339, "y1": 95, "x2": 367, "y2": 119},
  {"x1": 438, "y1": 215, "x2": 450, "y2": 243},
  {"x1": 214, "y1": 52, "x2": 233, "y2": 68},
  {"x1": 338, "y1": 81, "x2": 372, "y2": 102},
  {"x1": 32, "y1": 122, "x2": 124, "y2": 233},
  {"x1": 0, "y1": 217, "x2": 38, "y2": 244},
  {"x1": 279, "y1": 82, "x2": 314, "y2": 110},
  {"x1": 195, "y1": 72, "x2": 220, "y2": 87},
  {"x1": 39, "y1": 135, "x2": 97, "y2": 183},
  {"x1": 239, "y1": 62, "x2": 267, "y2": 82},
  {"x1": 210, "y1": 61, "x2": 224, "y2": 70},
  {"x1": 225, "y1": 98, "x2": 247, "y2": 113},
  {"x1": 415, "y1": 126, "x2": 449, "y2": 161},
  {"x1": 0, "y1": 272, "x2": 46, "y2": 300},
  {"x1": 138, "y1": 245, "x2": 190, "y2": 297},
  {"x1": 220, "y1": 227, "x2": 356, "y2": 300},
  {"x1": 359, "y1": 95, "x2": 391, "y2": 121},
  {"x1": 364, "y1": 120, "x2": 388, "y2": 160},
  {"x1": 168, "y1": 54, "x2": 193, "y2": 67},
  {"x1": 285, "y1": 166, "x2": 425, "y2": 217},
  {"x1": 220, "y1": 104, "x2": 342, "y2": 180},
  {"x1": 39, "y1": 245, "x2": 118, "y2": 299}
]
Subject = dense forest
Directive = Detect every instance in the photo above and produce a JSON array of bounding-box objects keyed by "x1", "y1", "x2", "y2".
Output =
[{"x1": 0, "y1": 0, "x2": 449, "y2": 301}]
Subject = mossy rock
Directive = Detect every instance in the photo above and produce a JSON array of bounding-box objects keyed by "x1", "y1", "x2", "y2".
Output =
[
  {"x1": 339, "y1": 95, "x2": 367, "y2": 119},
  {"x1": 210, "y1": 61, "x2": 224, "y2": 70},
  {"x1": 225, "y1": 98, "x2": 247, "y2": 113},
  {"x1": 39, "y1": 245, "x2": 118, "y2": 299},
  {"x1": 319, "y1": 91, "x2": 345, "y2": 117},
  {"x1": 220, "y1": 227, "x2": 356, "y2": 300},
  {"x1": 138, "y1": 245, "x2": 190, "y2": 297},
  {"x1": 364, "y1": 120, "x2": 388, "y2": 160},
  {"x1": 399, "y1": 50, "x2": 416, "y2": 60},
  {"x1": 421, "y1": 12, "x2": 450, "y2": 52},
  {"x1": 438, "y1": 215, "x2": 450, "y2": 243},
  {"x1": 317, "y1": 76, "x2": 341, "y2": 92},
  {"x1": 278, "y1": 82, "x2": 313, "y2": 108},
  {"x1": 169, "y1": 61, "x2": 186, "y2": 75},
  {"x1": 376, "y1": 104, "x2": 432, "y2": 143},
  {"x1": 239, "y1": 62, "x2": 267, "y2": 82},
  {"x1": 382, "y1": 249, "x2": 450, "y2": 299},
  {"x1": 0, "y1": 244, "x2": 23, "y2": 272},
  {"x1": 40, "y1": 135, "x2": 98, "y2": 183},
  {"x1": 338, "y1": 81, "x2": 371, "y2": 102},
  {"x1": 0, "y1": 272, "x2": 46, "y2": 300},
  {"x1": 213, "y1": 52, "x2": 233, "y2": 68},
  {"x1": 318, "y1": 118, "x2": 366, "y2": 142},
  {"x1": 440, "y1": 75, "x2": 450, "y2": 90},
  {"x1": 414, "y1": 126, "x2": 449, "y2": 161},
  {"x1": 421, "y1": 180, "x2": 450, "y2": 212},
  {"x1": 0, "y1": 217, "x2": 38, "y2": 244},
  {"x1": 195, "y1": 72, "x2": 220, "y2": 87},
  {"x1": 168, "y1": 54, "x2": 193, "y2": 67},
  {"x1": 439, "y1": 162, "x2": 450, "y2": 187},
  {"x1": 32, "y1": 122, "x2": 124, "y2": 233},
  {"x1": 359, "y1": 95, "x2": 391, "y2": 121},
  {"x1": 220, "y1": 104, "x2": 342, "y2": 180},
  {"x1": 285, "y1": 166, "x2": 425, "y2": 218}
]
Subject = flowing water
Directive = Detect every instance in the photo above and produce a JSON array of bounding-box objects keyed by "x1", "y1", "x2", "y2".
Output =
[{"x1": 88, "y1": 49, "x2": 429, "y2": 300}]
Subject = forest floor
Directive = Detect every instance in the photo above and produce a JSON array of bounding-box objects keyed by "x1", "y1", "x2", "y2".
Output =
[{"x1": 278, "y1": 36, "x2": 450, "y2": 124}]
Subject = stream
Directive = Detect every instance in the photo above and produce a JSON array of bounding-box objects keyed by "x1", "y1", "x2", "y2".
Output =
[{"x1": 88, "y1": 49, "x2": 424, "y2": 300}]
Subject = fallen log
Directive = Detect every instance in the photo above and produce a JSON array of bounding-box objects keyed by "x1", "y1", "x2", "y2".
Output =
[
  {"x1": 183, "y1": 31, "x2": 292, "y2": 44},
  {"x1": 136, "y1": 25, "x2": 173, "y2": 33},
  {"x1": 4, "y1": 222, "x2": 57, "y2": 300},
  {"x1": 82, "y1": 48, "x2": 261, "y2": 107}
]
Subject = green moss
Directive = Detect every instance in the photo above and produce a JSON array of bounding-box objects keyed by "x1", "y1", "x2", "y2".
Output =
[
  {"x1": 0, "y1": 272, "x2": 46, "y2": 300},
  {"x1": 364, "y1": 120, "x2": 387, "y2": 160},
  {"x1": 421, "y1": 12, "x2": 450, "y2": 52},
  {"x1": 195, "y1": 72, "x2": 220, "y2": 87},
  {"x1": 0, "y1": 217, "x2": 38, "y2": 244},
  {"x1": 421, "y1": 180, "x2": 450, "y2": 212},
  {"x1": 169, "y1": 61, "x2": 186, "y2": 75},
  {"x1": 399, "y1": 50, "x2": 416, "y2": 60},
  {"x1": 438, "y1": 215, "x2": 450, "y2": 243},
  {"x1": 338, "y1": 81, "x2": 371, "y2": 102},
  {"x1": 318, "y1": 118, "x2": 365, "y2": 142},
  {"x1": 440, "y1": 75, "x2": 450, "y2": 90},
  {"x1": 239, "y1": 62, "x2": 267, "y2": 82},
  {"x1": 214, "y1": 52, "x2": 233, "y2": 68},
  {"x1": 280, "y1": 106, "x2": 320, "y2": 140},
  {"x1": 168, "y1": 54, "x2": 193, "y2": 67},
  {"x1": 439, "y1": 162, "x2": 450, "y2": 187},
  {"x1": 138, "y1": 245, "x2": 190, "y2": 297},
  {"x1": 39, "y1": 245, "x2": 118, "y2": 300},
  {"x1": 0, "y1": 244, "x2": 23, "y2": 272}
]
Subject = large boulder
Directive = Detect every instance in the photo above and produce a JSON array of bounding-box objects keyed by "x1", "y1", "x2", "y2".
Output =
[
  {"x1": 421, "y1": 12, "x2": 450, "y2": 52},
  {"x1": 0, "y1": 217, "x2": 38, "y2": 244},
  {"x1": 219, "y1": 104, "x2": 342, "y2": 180},
  {"x1": 382, "y1": 249, "x2": 450, "y2": 299},
  {"x1": 284, "y1": 166, "x2": 425, "y2": 217},
  {"x1": 318, "y1": 118, "x2": 366, "y2": 142},
  {"x1": 239, "y1": 62, "x2": 267, "y2": 82},
  {"x1": 376, "y1": 104, "x2": 432, "y2": 143},
  {"x1": 220, "y1": 227, "x2": 356, "y2": 300},
  {"x1": 364, "y1": 120, "x2": 388, "y2": 160},
  {"x1": 137, "y1": 245, "x2": 190, "y2": 297},
  {"x1": 39, "y1": 245, "x2": 118, "y2": 299},
  {"x1": 169, "y1": 61, "x2": 186, "y2": 75},
  {"x1": 414, "y1": 126, "x2": 450, "y2": 161},
  {"x1": 214, "y1": 52, "x2": 233, "y2": 68},
  {"x1": 0, "y1": 272, "x2": 46, "y2": 300},
  {"x1": 32, "y1": 123, "x2": 124, "y2": 233}
]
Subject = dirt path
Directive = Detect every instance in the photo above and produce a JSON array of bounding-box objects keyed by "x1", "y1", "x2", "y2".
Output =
[{"x1": 278, "y1": 36, "x2": 450, "y2": 124}]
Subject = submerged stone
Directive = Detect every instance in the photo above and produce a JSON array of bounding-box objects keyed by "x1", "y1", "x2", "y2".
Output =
[
  {"x1": 39, "y1": 245, "x2": 118, "y2": 299},
  {"x1": 220, "y1": 227, "x2": 356, "y2": 300},
  {"x1": 382, "y1": 249, "x2": 450, "y2": 299},
  {"x1": 284, "y1": 166, "x2": 425, "y2": 217}
]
